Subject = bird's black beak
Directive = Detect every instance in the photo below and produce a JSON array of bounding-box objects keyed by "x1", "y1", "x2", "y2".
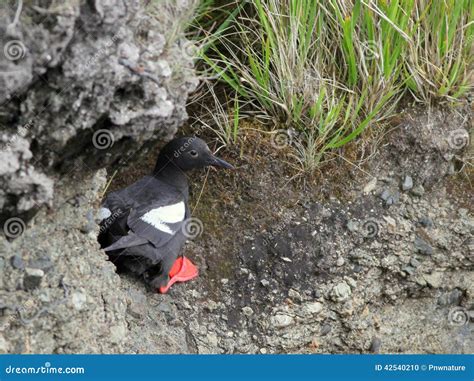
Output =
[{"x1": 209, "y1": 155, "x2": 235, "y2": 170}]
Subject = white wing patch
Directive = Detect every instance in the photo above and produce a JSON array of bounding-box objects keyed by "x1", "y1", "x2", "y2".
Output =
[
  {"x1": 98, "y1": 207, "x2": 112, "y2": 221},
  {"x1": 141, "y1": 201, "x2": 185, "y2": 234}
]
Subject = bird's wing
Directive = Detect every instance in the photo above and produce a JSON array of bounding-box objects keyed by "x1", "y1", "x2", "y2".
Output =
[
  {"x1": 100, "y1": 176, "x2": 188, "y2": 252},
  {"x1": 126, "y1": 195, "x2": 186, "y2": 248}
]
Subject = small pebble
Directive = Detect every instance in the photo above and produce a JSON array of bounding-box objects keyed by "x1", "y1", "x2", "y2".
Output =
[
  {"x1": 23, "y1": 268, "x2": 44, "y2": 290},
  {"x1": 402, "y1": 176, "x2": 413, "y2": 191},
  {"x1": 419, "y1": 217, "x2": 433, "y2": 228},
  {"x1": 410, "y1": 257, "x2": 421, "y2": 268},
  {"x1": 369, "y1": 337, "x2": 382, "y2": 353},
  {"x1": 346, "y1": 220, "x2": 359, "y2": 232},
  {"x1": 414, "y1": 236, "x2": 434, "y2": 255},
  {"x1": 320, "y1": 324, "x2": 331, "y2": 336},
  {"x1": 10, "y1": 255, "x2": 24, "y2": 270},
  {"x1": 411, "y1": 185, "x2": 425, "y2": 197},
  {"x1": 363, "y1": 178, "x2": 377, "y2": 194},
  {"x1": 380, "y1": 189, "x2": 400, "y2": 205}
]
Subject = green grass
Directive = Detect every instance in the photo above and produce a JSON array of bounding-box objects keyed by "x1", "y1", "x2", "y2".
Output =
[{"x1": 190, "y1": 0, "x2": 473, "y2": 172}]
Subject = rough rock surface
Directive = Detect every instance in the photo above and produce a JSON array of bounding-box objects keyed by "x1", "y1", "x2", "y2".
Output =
[
  {"x1": 1, "y1": 106, "x2": 472, "y2": 354},
  {"x1": 0, "y1": 0, "x2": 198, "y2": 223},
  {"x1": 0, "y1": 170, "x2": 127, "y2": 353}
]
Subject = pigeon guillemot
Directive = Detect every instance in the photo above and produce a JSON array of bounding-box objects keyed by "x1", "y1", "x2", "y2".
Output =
[{"x1": 97, "y1": 136, "x2": 234, "y2": 293}]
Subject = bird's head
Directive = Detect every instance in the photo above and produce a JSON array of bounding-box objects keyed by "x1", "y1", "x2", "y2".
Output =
[{"x1": 155, "y1": 136, "x2": 234, "y2": 172}]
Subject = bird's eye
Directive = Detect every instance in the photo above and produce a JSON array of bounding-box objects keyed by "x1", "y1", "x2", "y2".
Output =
[{"x1": 189, "y1": 150, "x2": 198, "y2": 158}]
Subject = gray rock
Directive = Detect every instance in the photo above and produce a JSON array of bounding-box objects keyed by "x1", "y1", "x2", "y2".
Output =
[
  {"x1": 380, "y1": 189, "x2": 391, "y2": 201},
  {"x1": 363, "y1": 178, "x2": 378, "y2": 194},
  {"x1": 414, "y1": 236, "x2": 434, "y2": 255},
  {"x1": 411, "y1": 185, "x2": 425, "y2": 197},
  {"x1": 448, "y1": 289, "x2": 463, "y2": 305},
  {"x1": 23, "y1": 268, "x2": 44, "y2": 290},
  {"x1": 71, "y1": 291, "x2": 88, "y2": 311},
  {"x1": 302, "y1": 302, "x2": 323, "y2": 315},
  {"x1": 369, "y1": 337, "x2": 382, "y2": 353},
  {"x1": 0, "y1": 335, "x2": 9, "y2": 354},
  {"x1": 80, "y1": 210, "x2": 96, "y2": 234},
  {"x1": 380, "y1": 189, "x2": 400, "y2": 205},
  {"x1": 109, "y1": 324, "x2": 127, "y2": 344},
  {"x1": 288, "y1": 289, "x2": 302, "y2": 301},
  {"x1": 242, "y1": 307, "x2": 254, "y2": 316},
  {"x1": 320, "y1": 324, "x2": 331, "y2": 336},
  {"x1": 402, "y1": 176, "x2": 413, "y2": 191},
  {"x1": 331, "y1": 282, "x2": 352, "y2": 302},
  {"x1": 0, "y1": 171, "x2": 129, "y2": 353},
  {"x1": 128, "y1": 290, "x2": 148, "y2": 318},
  {"x1": 0, "y1": 0, "x2": 198, "y2": 222},
  {"x1": 271, "y1": 314, "x2": 294, "y2": 328},
  {"x1": 423, "y1": 272, "x2": 443, "y2": 288},
  {"x1": 419, "y1": 217, "x2": 434, "y2": 228},
  {"x1": 410, "y1": 257, "x2": 421, "y2": 268},
  {"x1": 10, "y1": 255, "x2": 24, "y2": 270},
  {"x1": 346, "y1": 220, "x2": 359, "y2": 232}
]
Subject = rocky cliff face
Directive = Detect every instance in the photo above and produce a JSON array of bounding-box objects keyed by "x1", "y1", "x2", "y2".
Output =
[{"x1": 0, "y1": 0, "x2": 198, "y2": 224}]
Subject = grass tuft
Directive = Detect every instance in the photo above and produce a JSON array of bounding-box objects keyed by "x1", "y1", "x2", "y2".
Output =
[{"x1": 189, "y1": 0, "x2": 473, "y2": 173}]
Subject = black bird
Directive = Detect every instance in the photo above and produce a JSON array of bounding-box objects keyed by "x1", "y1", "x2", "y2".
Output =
[{"x1": 98, "y1": 136, "x2": 234, "y2": 293}]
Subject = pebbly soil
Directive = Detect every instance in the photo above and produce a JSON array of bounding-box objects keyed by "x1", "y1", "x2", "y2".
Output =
[
  {"x1": 121, "y1": 106, "x2": 473, "y2": 354},
  {"x1": 0, "y1": 105, "x2": 472, "y2": 354}
]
